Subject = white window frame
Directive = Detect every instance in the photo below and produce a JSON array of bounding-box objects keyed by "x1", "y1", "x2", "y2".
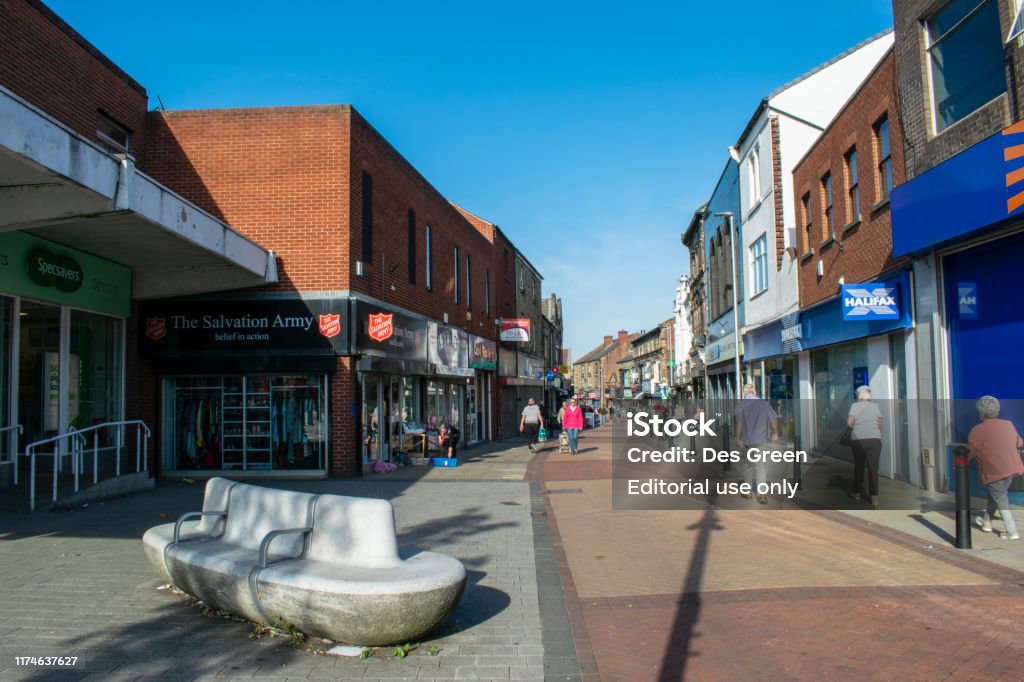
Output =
[
  {"x1": 747, "y1": 146, "x2": 761, "y2": 208},
  {"x1": 750, "y1": 234, "x2": 768, "y2": 295}
]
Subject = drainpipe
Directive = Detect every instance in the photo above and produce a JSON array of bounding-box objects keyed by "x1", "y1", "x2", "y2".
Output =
[{"x1": 113, "y1": 154, "x2": 134, "y2": 211}]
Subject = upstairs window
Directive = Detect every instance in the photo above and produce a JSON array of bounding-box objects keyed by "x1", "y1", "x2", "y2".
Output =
[
  {"x1": 361, "y1": 173, "x2": 373, "y2": 263},
  {"x1": 454, "y1": 246, "x2": 460, "y2": 304},
  {"x1": 466, "y1": 254, "x2": 472, "y2": 310},
  {"x1": 747, "y1": 146, "x2": 761, "y2": 207},
  {"x1": 822, "y1": 173, "x2": 835, "y2": 240},
  {"x1": 407, "y1": 209, "x2": 416, "y2": 284},
  {"x1": 926, "y1": 0, "x2": 1005, "y2": 131},
  {"x1": 875, "y1": 116, "x2": 893, "y2": 202},
  {"x1": 96, "y1": 112, "x2": 130, "y2": 153},
  {"x1": 845, "y1": 147, "x2": 860, "y2": 223},
  {"x1": 750, "y1": 234, "x2": 768, "y2": 295},
  {"x1": 425, "y1": 225, "x2": 433, "y2": 291},
  {"x1": 802, "y1": 192, "x2": 813, "y2": 254}
]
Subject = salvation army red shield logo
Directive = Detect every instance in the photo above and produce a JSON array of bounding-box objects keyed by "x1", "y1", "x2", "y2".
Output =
[
  {"x1": 145, "y1": 317, "x2": 166, "y2": 341},
  {"x1": 319, "y1": 314, "x2": 341, "y2": 338},
  {"x1": 367, "y1": 313, "x2": 394, "y2": 342}
]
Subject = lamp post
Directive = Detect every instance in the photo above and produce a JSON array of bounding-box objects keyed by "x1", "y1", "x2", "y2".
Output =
[{"x1": 713, "y1": 211, "x2": 742, "y2": 400}]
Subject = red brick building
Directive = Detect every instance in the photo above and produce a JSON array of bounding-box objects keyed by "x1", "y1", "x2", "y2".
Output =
[
  {"x1": 1, "y1": 0, "x2": 535, "y2": 492},
  {"x1": 794, "y1": 49, "x2": 907, "y2": 307}
]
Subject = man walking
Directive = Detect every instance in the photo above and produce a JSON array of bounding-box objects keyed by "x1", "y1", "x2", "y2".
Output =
[
  {"x1": 520, "y1": 397, "x2": 544, "y2": 452},
  {"x1": 735, "y1": 382, "x2": 779, "y2": 504}
]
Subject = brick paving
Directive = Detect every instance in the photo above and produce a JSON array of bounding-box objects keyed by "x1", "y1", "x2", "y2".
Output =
[
  {"x1": 535, "y1": 426, "x2": 1024, "y2": 681},
  {"x1": 0, "y1": 475, "x2": 553, "y2": 681}
]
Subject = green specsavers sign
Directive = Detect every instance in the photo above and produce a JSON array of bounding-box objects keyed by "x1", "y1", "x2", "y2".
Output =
[{"x1": 0, "y1": 232, "x2": 131, "y2": 316}]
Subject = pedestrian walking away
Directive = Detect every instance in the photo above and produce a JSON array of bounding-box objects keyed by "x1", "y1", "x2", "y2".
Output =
[
  {"x1": 735, "y1": 382, "x2": 779, "y2": 504},
  {"x1": 520, "y1": 398, "x2": 544, "y2": 452},
  {"x1": 562, "y1": 398, "x2": 584, "y2": 455},
  {"x1": 968, "y1": 395, "x2": 1024, "y2": 540},
  {"x1": 848, "y1": 385, "x2": 883, "y2": 507}
]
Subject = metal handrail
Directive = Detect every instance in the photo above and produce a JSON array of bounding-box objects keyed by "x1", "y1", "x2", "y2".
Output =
[
  {"x1": 0, "y1": 424, "x2": 22, "y2": 473},
  {"x1": 25, "y1": 419, "x2": 151, "y2": 511}
]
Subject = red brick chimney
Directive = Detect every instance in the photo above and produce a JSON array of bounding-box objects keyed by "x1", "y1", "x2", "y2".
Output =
[
  {"x1": 603, "y1": 335, "x2": 613, "y2": 346},
  {"x1": 617, "y1": 330, "x2": 629, "y2": 347}
]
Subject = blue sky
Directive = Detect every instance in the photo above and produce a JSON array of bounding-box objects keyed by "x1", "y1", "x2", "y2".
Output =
[{"x1": 47, "y1": 0, "x2": 894, "y2": 358}]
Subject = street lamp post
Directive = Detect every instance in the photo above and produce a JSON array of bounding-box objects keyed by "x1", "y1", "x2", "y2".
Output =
[{"x1": 713, "y1": 211, "x2": 742, "y2": 400}]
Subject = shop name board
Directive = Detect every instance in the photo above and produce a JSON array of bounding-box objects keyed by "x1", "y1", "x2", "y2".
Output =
[
  {"x1": 781, "y1": 325, "x2": 803, "y2": 343},
  {"x1": 958, "y1": 282, "x2": 978, "y2": 319},
  {"x1": 841, "y1": 284, "x2": 899, "y2": 320},
  {"x1": 353, "y1": 301, "x2": 426, "y2": 359},
  {"x1": 500, "y1": 318, "x2": 531, "y2": 342},
  {"x1": 0, "y1": 232, "x2": 130, "y2": 317},
  {"x1": 139, "y1": 297, "x2": 348, "y2": 358},
  {"x1": 27, "y1": 247, "x2": 83, "y2": 292}
]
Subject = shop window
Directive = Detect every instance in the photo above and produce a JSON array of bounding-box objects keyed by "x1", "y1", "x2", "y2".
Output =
[
  {"x1": 361, "y1": 172, "x2": 373, "y2": 263},
  {"x1": 166, "y1": 375, "x2": 326, "y2": 472},
  {"x1": 69, "y1": 310, "x2": 123, "y2": 433},
  {"x1": 845, "y1": 146, "x2": 860, "y2": 223},
  {"x1": 874, "y1": 116, "x2": 892, "y2": 202},
  {"x1": 926, "y1": 0, "x2": 1005, "y2": 132}
]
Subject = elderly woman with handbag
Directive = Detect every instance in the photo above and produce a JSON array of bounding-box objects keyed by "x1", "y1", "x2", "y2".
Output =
[
  {"x1": 847, "y1": 385, "x2": 883, "y2": 506},
  {"x1": 968, "y1": 395, "x2": 1024, "y2": 540}
]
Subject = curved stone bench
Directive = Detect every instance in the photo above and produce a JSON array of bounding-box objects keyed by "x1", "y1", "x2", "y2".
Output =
[{"x1": 142, "y1": 478, "x2": 466, "y2": 646}]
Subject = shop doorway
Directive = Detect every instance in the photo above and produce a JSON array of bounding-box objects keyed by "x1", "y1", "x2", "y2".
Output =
[
  {"x1": 890, "y1": 333, "x2": 911, "y2": 482},
  {"x1": 17, "y1": 301, "x2": 61, "y2": 452}
]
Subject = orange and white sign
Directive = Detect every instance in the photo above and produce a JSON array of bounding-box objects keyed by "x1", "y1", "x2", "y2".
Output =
[
  {"x1": 319, "y1": 313, "x2": 341, "y2": 338},
  {"x1": 368, "y1": 312, "x2": 394, "y2": 342}
]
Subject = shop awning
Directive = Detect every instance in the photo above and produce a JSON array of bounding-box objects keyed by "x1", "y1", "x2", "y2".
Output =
[{"x1": 0, "y1": 85, "x2": 276, "y2": 299}]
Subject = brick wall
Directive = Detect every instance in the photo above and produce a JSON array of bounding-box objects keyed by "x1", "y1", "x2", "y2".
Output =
[
  {"x1": 0, "y1": 0, "x2": 148, "y2": 156},
  {"x1": 794, "y1": 50, "x2": 909, "y2": 307},
  {"x1": 892, "y1": 0, "x2": 1021, "y2": 179},
  {"x1": 144, "y1": 106, "x2": 351, "y2": 293}
]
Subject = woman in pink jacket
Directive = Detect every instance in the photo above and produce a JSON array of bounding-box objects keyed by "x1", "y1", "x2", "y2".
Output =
[
  {"x1": 562, "y1": 398, "x2": 584, "y2": 455},
  {"x1": 968, "y1": 395, "x2": 1024, "y2": 540}
]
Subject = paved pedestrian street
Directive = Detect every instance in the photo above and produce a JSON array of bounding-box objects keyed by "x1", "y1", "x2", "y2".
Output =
[{"x1": 4, "y1": 427, "x2": 1024, "y2": 680}]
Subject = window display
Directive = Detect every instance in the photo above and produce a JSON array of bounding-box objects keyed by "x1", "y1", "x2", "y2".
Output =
[{"x1": 166, "y1": 375, "x2": 326, "y2": 472}]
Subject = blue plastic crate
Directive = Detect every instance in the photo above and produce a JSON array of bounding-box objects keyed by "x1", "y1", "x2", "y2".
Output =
[{"x1": 432, "y1": 457, "x2": 459, "y2": 467}]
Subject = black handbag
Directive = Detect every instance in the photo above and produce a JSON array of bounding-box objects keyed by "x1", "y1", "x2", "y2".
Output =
[{"x1": 839, "y1": 427, "x2": 853, "y2": 447}]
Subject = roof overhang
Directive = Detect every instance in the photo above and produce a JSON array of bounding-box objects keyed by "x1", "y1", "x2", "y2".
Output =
[{"x1": 0, "y1": 85, "x2": 277, "y2": 300}]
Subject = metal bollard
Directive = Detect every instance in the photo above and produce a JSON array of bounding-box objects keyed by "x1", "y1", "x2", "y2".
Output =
[{"x1": 954, "y1": 445, "x2": 971, "y2": 549}]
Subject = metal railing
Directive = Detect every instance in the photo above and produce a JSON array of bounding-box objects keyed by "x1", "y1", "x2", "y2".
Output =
[
  {"x1": 24, "y1": 420, "x2": 151, "y2": 511},
  {"x1": 0, "y1": 424, "x2": 22, "y2": 474}
]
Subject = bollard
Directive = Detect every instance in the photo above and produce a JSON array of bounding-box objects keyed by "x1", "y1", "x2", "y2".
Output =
[{"x1": 954, "y1": 445, "x2": 971, "y2": 549}]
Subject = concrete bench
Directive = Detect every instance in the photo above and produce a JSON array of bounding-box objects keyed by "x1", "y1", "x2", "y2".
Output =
[{"x1": 142, "y1": 478, "x2": 466, "y2": 646}]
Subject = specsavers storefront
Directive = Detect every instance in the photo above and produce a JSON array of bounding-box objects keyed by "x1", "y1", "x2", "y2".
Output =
[
  {"x1": 1, "y1": 232, "x2": 130, "y2": 484},
  {"x1": 139, "y1": 295, "x2": 348, "y2": 476}
]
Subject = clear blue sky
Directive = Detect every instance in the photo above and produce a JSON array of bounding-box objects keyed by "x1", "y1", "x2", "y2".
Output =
[{"x1": 47, "y1": 0, "x2": 894, "y2": 358}]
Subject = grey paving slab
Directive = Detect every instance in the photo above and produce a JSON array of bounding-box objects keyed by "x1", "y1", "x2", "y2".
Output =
[{"x1": 0, "y1": 471, "x2": 555, "y2": 681}]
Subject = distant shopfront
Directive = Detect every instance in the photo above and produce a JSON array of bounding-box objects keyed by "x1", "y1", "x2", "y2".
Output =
[
  {"x1": 1, "y1": 232, "x2": 131, "y2": 483},
  {"x1": 139, "y1": 294, "x2": 347, "y2": 476}
]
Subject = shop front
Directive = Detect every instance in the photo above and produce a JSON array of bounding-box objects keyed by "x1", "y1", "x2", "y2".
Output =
[
  {"x1": 704, "y1": 331, "x2": 742, "y2": 424},
  {"x1": 789, "y1": 272, "x2": 916, "y2": 484},
  {"x1": 468, "y1": 334, "x2": 497, "y2": 444},
  {"x1": 1, "y1": 232, "x2": 131, "y2": 484},
  {"x1": 139, "y1": 295, "x2": 347, "y2": 476},
  {"x1": 892, "y1": 119, "x2": 1024, "y2": 493},
  {"x1": 741, "y1": 316, "x2": 801, "y2": 443}
]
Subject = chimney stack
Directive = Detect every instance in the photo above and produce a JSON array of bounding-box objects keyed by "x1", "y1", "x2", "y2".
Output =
[
  {"x1": 603, "y1": 335, "x2": 613, "y2": 347},
  {"x1": 618, "y1": 330, "x2": 629, "y2": 346}
]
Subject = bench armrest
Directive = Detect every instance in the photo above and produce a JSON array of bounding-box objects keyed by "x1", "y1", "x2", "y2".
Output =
[
  {"x1": 173, "y1": 511, "x2": 227, "y2": 544},
  {"x1": 258, "y1": 527, "x2": 313, "y2": 568}
]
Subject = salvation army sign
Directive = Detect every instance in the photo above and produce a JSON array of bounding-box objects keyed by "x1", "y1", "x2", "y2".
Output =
[
  {"x1": 841, "y1": 283, "x2": 900, "y2": 321},
  {"x1": 499, "y1": 318, "x2": 531, "y2": 342}
]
